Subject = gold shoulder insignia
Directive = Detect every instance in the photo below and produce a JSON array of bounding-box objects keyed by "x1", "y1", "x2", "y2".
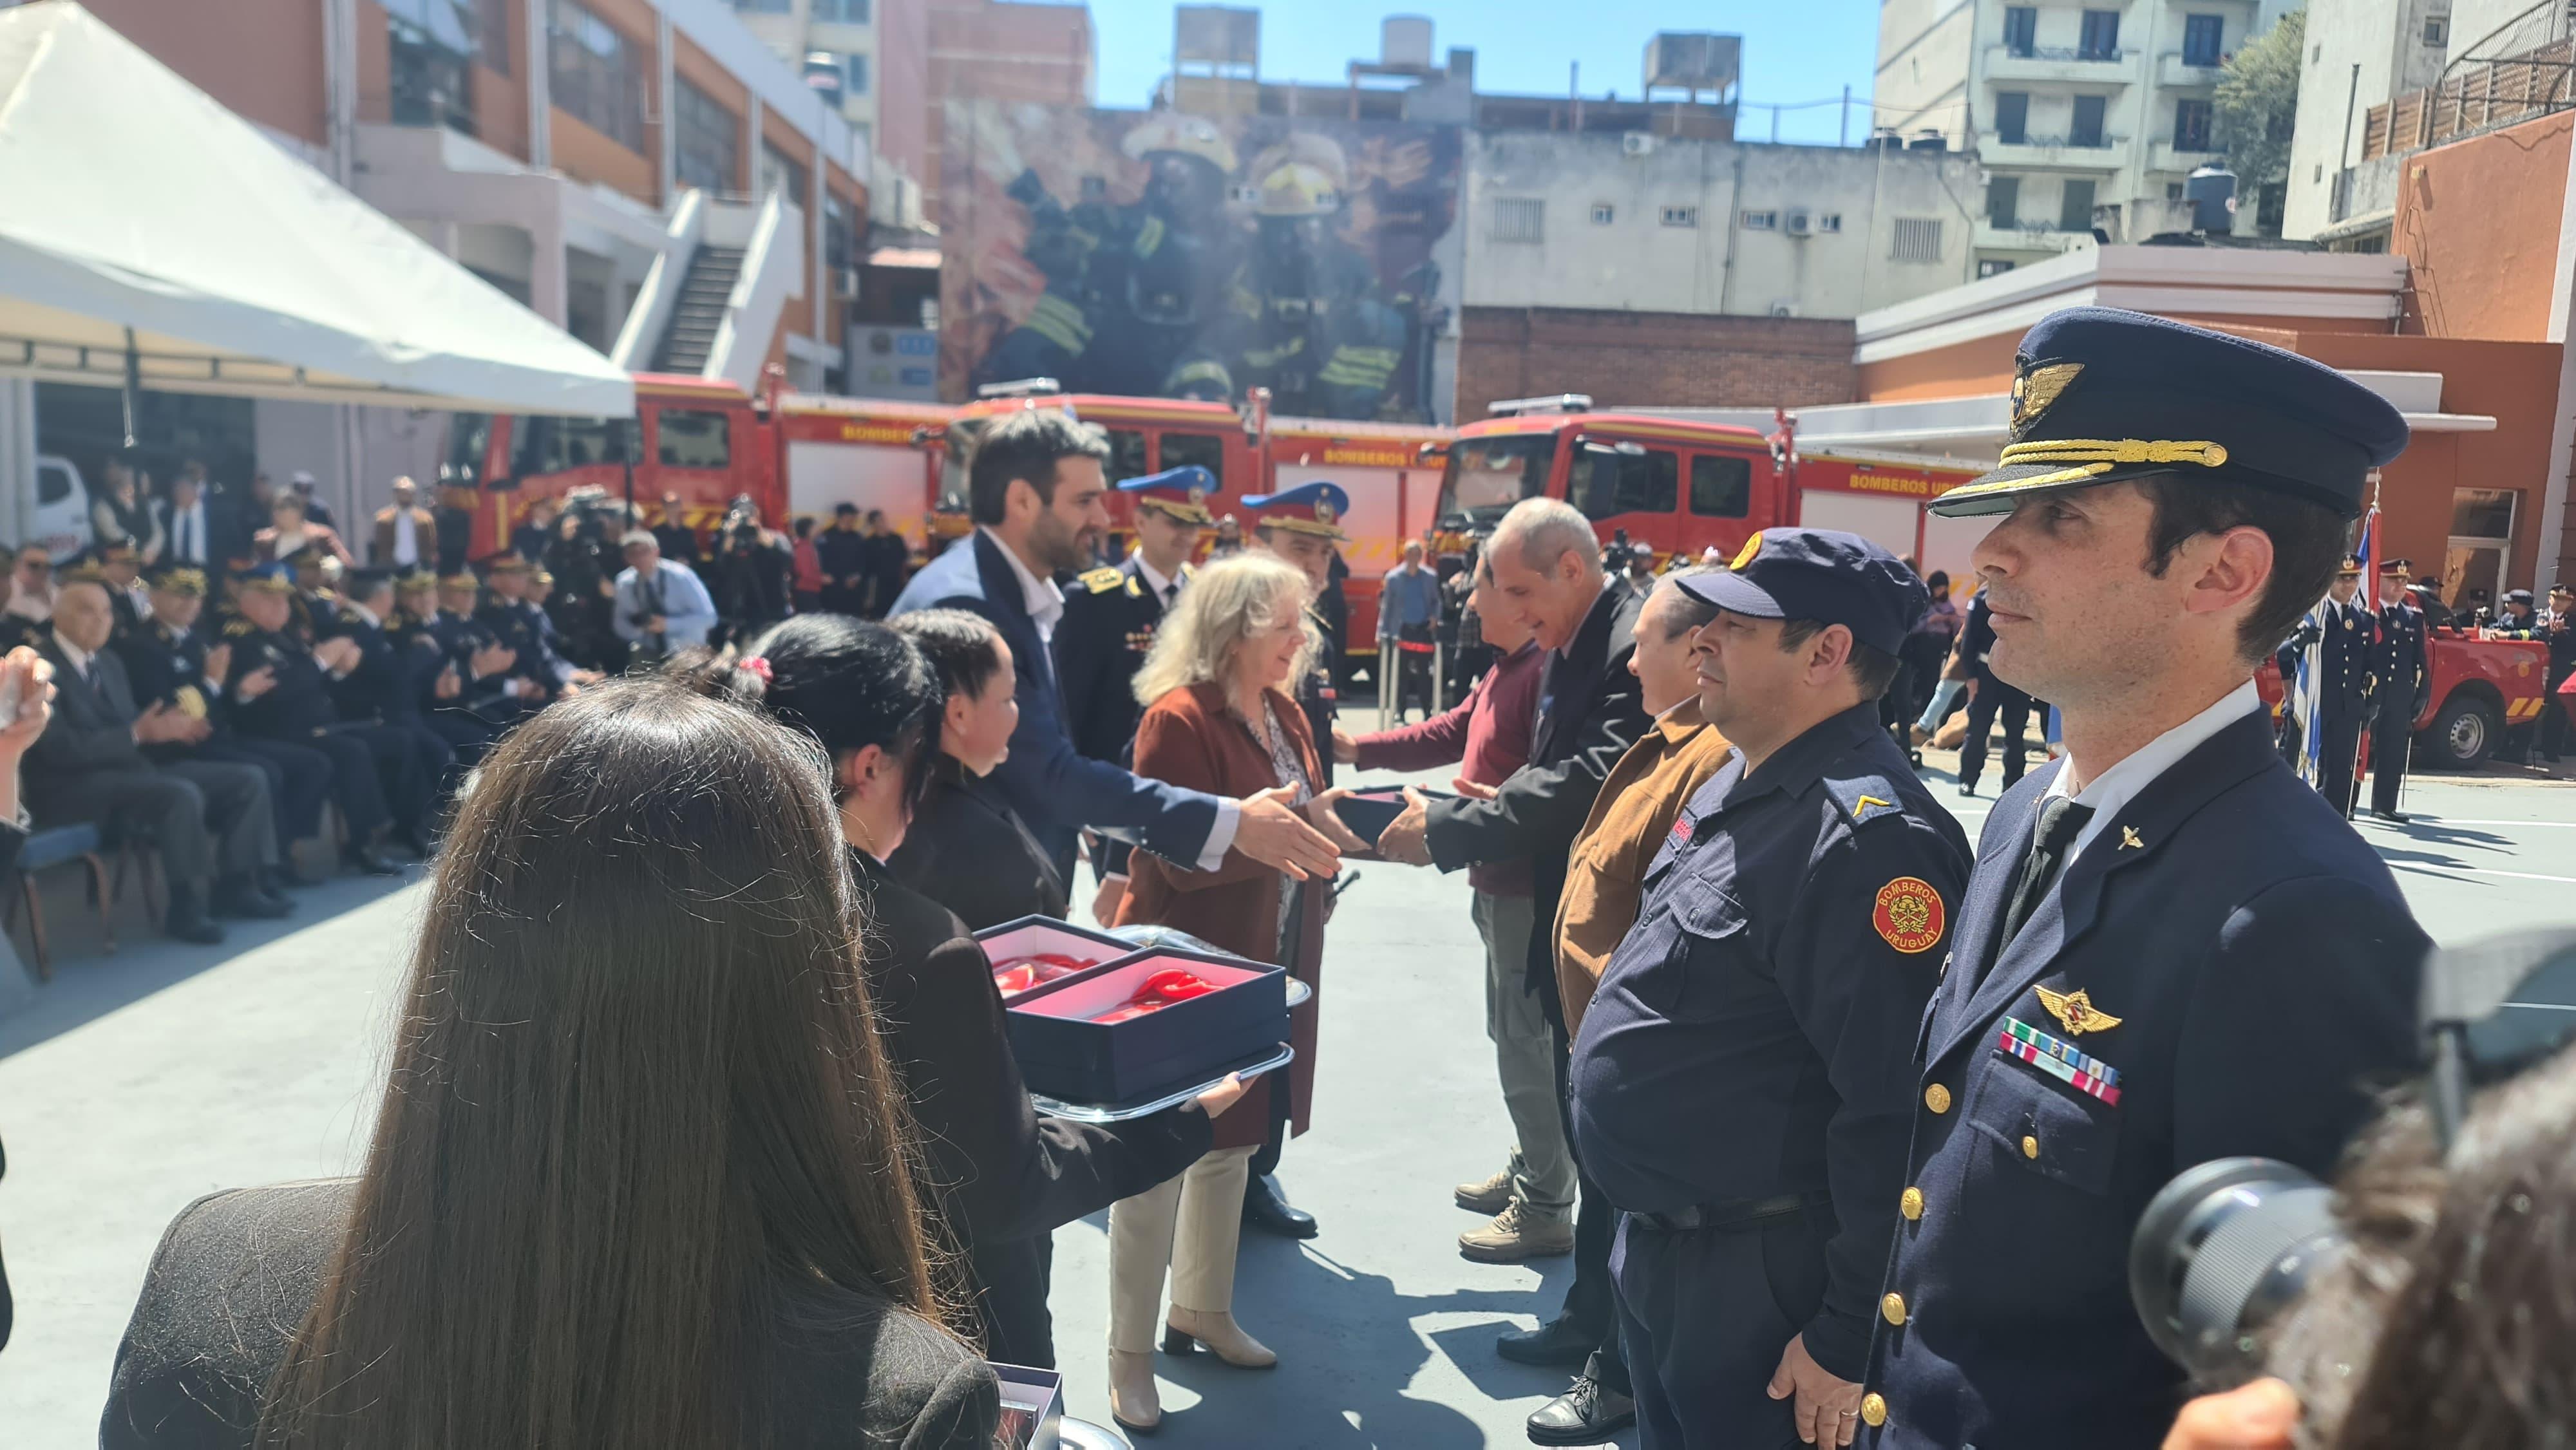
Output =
[
  {"x1": 2037, "y1": 985, "x2": 2122, "y2": 1037},
  {"x1": 1080, "y1": 565, "x2": 1124, "y2": 594},
  {"x1": 2009, "y1": 361, "x2": 2087, "y2": 437},
  {"x1": 1124, "y1": 574, "x2": 1144, "y2": 598},
  {"x1": 222, "y1": 619, "x2": 256, "y2": 638},
  {"x1": 1854, "y1": 795, "x2": 1896, "y2": 817}
]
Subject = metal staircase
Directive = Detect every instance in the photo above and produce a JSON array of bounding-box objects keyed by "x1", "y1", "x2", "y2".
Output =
[{"x1": 650, "y1": 244, "x2": 743, "y2": 374}]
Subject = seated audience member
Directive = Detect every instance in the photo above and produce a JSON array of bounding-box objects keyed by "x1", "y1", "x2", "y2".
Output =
[
  {"x1": 887, "y1": 608, "x2": 1066, "y2": 928},
  {"x1": 386, "y1": 570, "x2": 494, "y2": 765},
  {"x1": 222, "y1": 568, "x2": 415, "y2": 874},
  {"x1": 31, "y1": 574, "x2": 290, "y2": 941},
  {"x1": 689, "y1": 619, "x2": 1224, "y2": 1370},
  {"x1": 428, "y1": 569, "x2": 525, "y2": 729},
  {"x1": 476, "y1": 558, "x2": 572, "y2": 707},
  {"x1": 613, "y1": 531, "x2": 718, "y2": 668},
  {"x1": 1103, "y1": 554, "x2": 1363, "y2": 1433},
  {"x1": 0, "y1": 645, "x2": 54, "y2": 1355},
  {"x1": 116, "y1": 567, "x2": 327, "y2": 894},
  {"x1": 95, "y1": 542, "x2": 151, "y2": 640},
  {"x1": 325, "y1": 570, "x2": 462, "y2": 800},
  {"x1": 101, "y1": 679, "x2": 1002, "y2": 1449},
  {"x1": 249, "y1": 492, "x2": 352, "y2": 569},
  {"x1": 0, "y1": 545, "x2": 57, "y2": 647}
]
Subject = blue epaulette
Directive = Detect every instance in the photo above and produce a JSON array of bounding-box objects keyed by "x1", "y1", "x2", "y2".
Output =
[{"x1": 1824, "y1": 772, "x2": 1910, "y2": 829}]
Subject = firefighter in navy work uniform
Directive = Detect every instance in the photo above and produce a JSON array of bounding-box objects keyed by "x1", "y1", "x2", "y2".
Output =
[
  {"x1": 2278, "y1": 556, "x2": 2378, "y2": 815},
  {"x1": 1567, "y1": 530, "x2": 1972, "y2": 1450},
  {"x1": 2367, "y1": 556, "x2": 2427, "y2": 818},
  {"x1": 1054, "y1": 464, "x2": 1215, "y2": 915},
  {"x1": 1853, "y1": 308, "x2": 2429, "y2": 1450},
  {"x1": 222, "y1": 565, "x2": 412, "y2": 874}
]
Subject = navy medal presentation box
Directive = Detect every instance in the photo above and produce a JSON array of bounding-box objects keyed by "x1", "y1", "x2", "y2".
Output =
[{"x1": 972, "y1": 916, "x2": 1287, "y2": 1106}]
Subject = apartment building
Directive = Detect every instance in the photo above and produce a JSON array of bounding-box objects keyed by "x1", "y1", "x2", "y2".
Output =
[
  {"x1": 722, "y1": 0, "x2": 931, "y2": 226},
  {"x1": 1877, "y1": 0, "x2": 2284, "y2": 274}
]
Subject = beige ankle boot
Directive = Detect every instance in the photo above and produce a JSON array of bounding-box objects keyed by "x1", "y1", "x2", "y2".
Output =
[
  {"x1": 1162, "y1": 1306, "x2": 1278, "y2": 1369},
  {"x1": 1106, "y1": 1347, "x2": 1162, "y2": 1433}
]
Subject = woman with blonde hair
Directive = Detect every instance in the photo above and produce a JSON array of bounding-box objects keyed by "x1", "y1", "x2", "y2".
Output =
[{"x1": 1102, "y1": 553, "x2": 1361, "y2": 1433}]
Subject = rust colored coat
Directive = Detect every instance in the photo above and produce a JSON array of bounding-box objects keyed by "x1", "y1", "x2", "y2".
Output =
[{"x1": 1114, "y1": 681, "x2": 1327, "y2": 1151}]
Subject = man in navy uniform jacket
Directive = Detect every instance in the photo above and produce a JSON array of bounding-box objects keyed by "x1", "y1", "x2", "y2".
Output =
[
  {"x1": 887, "y1": 407, "x2": 1341, "y2": 894},
  {"x1": 1854, "y1": 309, "x2": 2429, "y2": 1450}
]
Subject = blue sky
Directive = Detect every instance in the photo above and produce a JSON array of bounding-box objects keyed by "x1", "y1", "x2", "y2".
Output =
[{"x1": 1086, "y1": 0, "x2": 1886, "y2": 147}]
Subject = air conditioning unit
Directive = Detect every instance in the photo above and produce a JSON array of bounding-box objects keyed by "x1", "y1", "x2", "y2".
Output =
[
  {"x1": 1769, "y1": 302, "x2": 1801, "y2": 318},
  {"x1": 1622, "y1": 131, "x2": 1656, "y2": 158},
  {"x1": 1785, "y1": 208, "x2": 1814, "y2": 236}
]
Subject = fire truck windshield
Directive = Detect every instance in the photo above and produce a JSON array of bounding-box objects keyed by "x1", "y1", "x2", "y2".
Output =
[
  {"x1": 444, "y1": 413, "x2": 493, "y2": 486},
  {"x1": 1437, "y1": 434, "x2": 1558, "y2": 528}
]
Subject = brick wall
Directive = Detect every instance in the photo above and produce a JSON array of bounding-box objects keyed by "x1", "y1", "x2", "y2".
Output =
[{"x1": 1456, "y1": 307, "x2": 1859, "y2": 419}]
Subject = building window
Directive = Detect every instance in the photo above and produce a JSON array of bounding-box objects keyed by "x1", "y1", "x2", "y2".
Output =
[
  {"x1": 1994, "y1": 91, "x2": 2029, "y2": 144},
  {"x1": 1491, "y1": 196, "x2": 1545, "y2": 243},
  {"x1": 1689, "y1": 455, "x2": 1752, "y2": 518},
  {"x1": 2071, "y1": 94, "x2": 2108, "y2": 146},
  {"x1": 2003, "y1": 6, "x2": 2038, "y2": 57},
  {"x1": 386, "y1": 0, "x2": 480, "y2": 135},
  {"x1": 824, "y1": 193, "x2": 854, "y2": 273},
  {"x1": 1978, "y1": 258, "x2": 2018, "y2": 278},
  {"x1": 476, "y1": 0, "x2": 510, "y2": 74},
  {"x1": 814, "y1": 0, "x2": 871, "y2": 21},
  {"x1": 1985, "y1": 175, "x2": 2020, "y2": 227},
  {"x1": 840, "y1": 52, "x2": 870, "y2": 95},
  {"x1": 674, "y1": 77, "x2": 739, "y2": 193},
  {"x1": 1741, "y1": 209, "x2": 1777, "y2": 230},
  {"x1": 2079, "y1": 9, "x2": 2121, "y2": 59},
  {"x1": 657, "y1": 410, "x2": 733, "y2": 470},
  {"x1": 761, "y1": 142, "x2": 810, "y2": 204},
  {"x1": 2174, "y1": 98, "x2": 2214, "y2": 151},
  {"x1": 1892, "y1": 216, "x2": 1945, "y2": 261},
  {"x1": 1662, "y1": 205, "x2": 1700, "y2": 227},
  {"x1": 734, "y1": 0, "x2": 792, "y2": 12},
  {"x1": 2060, "y1": 178, "x2": 2098, "y2": 231},
  {"x1": 1817, "y1": 213, "x2": 1843, "y2": 232},
  {"x1": 2183, "y1": 15, "x2": 2225, "y2": 66},
  {"x1": 549, "y1": 0, "x2": 644, "y2": 152},
  {"x1": 2444, "y1": 487, "x2": 2518, "y2": 610},
  {"x1": 2423, "y1": 15, "x2": 2448, "y2": 44},
  {"x1": 1590, "y1": 202, "x2": 1616, "y2": 225}
]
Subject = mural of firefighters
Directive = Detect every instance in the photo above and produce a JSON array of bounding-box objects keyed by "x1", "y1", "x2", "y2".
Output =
[{"x1": 940, "y1": 102, "x2": 1463, "y2": 422}]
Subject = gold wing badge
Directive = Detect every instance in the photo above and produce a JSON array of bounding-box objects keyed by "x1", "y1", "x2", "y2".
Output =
[
  {"x1": 2009, "y1": 362, "x2": 2085, "y2": 438},
  {"x1": 2036, "y1": 985, "x2": 2122, "y2": 1037}
]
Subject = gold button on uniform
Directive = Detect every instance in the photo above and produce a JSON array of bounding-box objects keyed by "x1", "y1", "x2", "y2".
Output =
[
  {"x1": 2022, "y1": 1134, "x2": 2041, "y2": 1160},
  {"x1": 1880, "y1": 1292, "x2": 1907, "y2": 1326},
  {"x1": 1924, "y1": 1083, "x2": 1952, "y2": 1114},
  {"x1": 1900, "y1": 1186, "x2": 1924, "y2": 1221},
  {"x1": 1861, "y1": 1393, "x2": 1888, "y2": 1428}
]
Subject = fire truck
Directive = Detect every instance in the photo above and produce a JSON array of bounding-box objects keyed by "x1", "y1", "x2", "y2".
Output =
[
  {"x1": 1430, "y1": 395, "x2": 2550, "y2": 769},
  {"x1": 441, "y1": 372, "x2": 945, "y2": 560}
]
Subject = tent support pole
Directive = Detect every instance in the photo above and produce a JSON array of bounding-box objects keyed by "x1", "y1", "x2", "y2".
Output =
[{"x1": 121, "y1": 328, "x2": 141, "y2": 448}]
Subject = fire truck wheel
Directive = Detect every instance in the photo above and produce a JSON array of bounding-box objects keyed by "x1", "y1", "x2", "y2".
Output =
[{"x1": 2426, "y1": 692, "x2": 2503, "y2": 769}]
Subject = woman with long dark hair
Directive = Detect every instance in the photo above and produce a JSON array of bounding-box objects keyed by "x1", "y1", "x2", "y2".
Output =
[
  {"x1": 102, "y1": 679, "x2": 997, "y2": 1449},
  {"x1": 687, "y1": 614, "x2": 1234, "y2": 1368}
]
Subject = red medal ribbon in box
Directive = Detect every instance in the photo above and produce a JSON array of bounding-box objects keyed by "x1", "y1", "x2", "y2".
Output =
[
  {"x1": 1998, "y1": 1016, "x2": 2122, "y2": 1106},
  {"x1": 1094, "y1": 968, "x2": 1218, "y2": 1024}
]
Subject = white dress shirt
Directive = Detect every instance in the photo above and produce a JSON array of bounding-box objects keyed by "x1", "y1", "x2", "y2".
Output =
[
  {"x1": 980, "y1": 526, "x2": 1065, "y2": 646},
  {"x1": 53, "y1": 632, "x2": 93, "y2": 684},
  {"x1": 2045, "y1": 679, "x2": 2263, "y2": 867},
  {"x1": 1133, "y1": 553, "x2": 1182, "y2": 607},
  {"x1": 392, "y1": 509, "x2": 420, "y2": 567},
  {"x1": 166, "y1": 499, "x2": 210, "y2": 565}
]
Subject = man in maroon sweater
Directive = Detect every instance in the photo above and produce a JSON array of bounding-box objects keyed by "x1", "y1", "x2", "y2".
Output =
[{"x1": 1334, "y1": 559, "x2": 1573, "y2": 1262}]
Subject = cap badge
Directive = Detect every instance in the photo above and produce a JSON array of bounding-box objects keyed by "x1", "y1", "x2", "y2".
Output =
[
  {"x1": 1188, "y1": 484, "x2": 1207, "y2": 505},
  {"x1": 1872, "y1": 876, "x2": 1946, "y2": 954},
  {"x1": 1314, "y1": 499, "x2": 1337, "y2": 525},
  {"x1": 2036, "y1": 984, "x2": 2123, "y2": 1037},
  {"x1": 2009, "y1": 361, "x2": 2086, "y2": 437},
  {"x1": 1729, "y1": 532, "x2": 1764, "y2": 571}
]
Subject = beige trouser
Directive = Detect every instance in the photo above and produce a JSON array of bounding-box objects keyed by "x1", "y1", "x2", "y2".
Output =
[{"x1": 1107, "y1": 1144, "x2": 1257, "y2": 1355}]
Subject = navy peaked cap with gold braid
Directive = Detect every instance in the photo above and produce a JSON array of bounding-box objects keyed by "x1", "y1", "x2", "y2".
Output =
[{"x1": 1931, "y1": 307, "x2": 2410, "y2": 521}]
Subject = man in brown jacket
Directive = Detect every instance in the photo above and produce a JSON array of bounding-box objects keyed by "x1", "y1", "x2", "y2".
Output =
[
  {"x1": 1521, "y1": 566, "x2": 1736, "y2": 1445},
  {"x1": 369, "y1": 477, "x2": 437, "y2": 569}
]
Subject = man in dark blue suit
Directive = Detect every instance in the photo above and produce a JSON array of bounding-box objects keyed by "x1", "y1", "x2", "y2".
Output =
[
  {"x1": 887, "y1": 407, "x2": 1341, "y2": 899},
  {"x1": 1855, "y1": 310, "x2": 2429, "y2": 1450}
]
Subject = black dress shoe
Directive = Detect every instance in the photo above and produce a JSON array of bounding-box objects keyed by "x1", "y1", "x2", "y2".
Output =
[
  {"x1": 1241, "y1": 1172, "x2": 1318, "y2": 1239},
  {"x1": 1527, "y1": 1373, "x2": 1637, "y2": 1446},
  {"x1": 261, "y1": 866, "x2": 317, "y2": 894},
  {"x1": 211, "y1": 878, "x2": 294, "y2": 920},
  {"x1": 1495, "y1": 1313, "x2": 1598, "y2": 1369},
  {"x1": 2371, "y1": 808, "x2": 2412, "y2": 823},
  {"x1": 163, "y1": 886, "x2": 226, "y2": 946},
  {"x1": 344, "y1": 845, "x2": 403, "y2": 877}
]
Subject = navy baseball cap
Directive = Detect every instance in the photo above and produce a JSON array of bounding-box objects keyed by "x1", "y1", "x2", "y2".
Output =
[
  {"x1": 1674, "y1": 528, "x2": 1929, "y2": 655},
  {"x1": 1931, "y1": 307, "x2": 2410, "y2": 521}
]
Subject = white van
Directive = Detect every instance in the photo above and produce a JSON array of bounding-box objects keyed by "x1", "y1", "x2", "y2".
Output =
[{"x1": 32, "y1": 453, "x2": 93, "y2": 561}]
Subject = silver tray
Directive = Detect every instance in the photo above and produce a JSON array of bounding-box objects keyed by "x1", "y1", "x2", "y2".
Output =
[{"x1": 1031, "y1": 1042, "x2": 1295, "y2": 1124}]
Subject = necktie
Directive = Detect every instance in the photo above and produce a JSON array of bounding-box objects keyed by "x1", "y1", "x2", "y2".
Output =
[
  {"x1": 1996, "y1": 795, "x2": 2094, "y2": 959},
  {"x1": 175, "y1": 509, "x2": 191, "y2": 562},
  {"x1": 1164, "y1": 582, "x2": 1178, "y2": 607}
]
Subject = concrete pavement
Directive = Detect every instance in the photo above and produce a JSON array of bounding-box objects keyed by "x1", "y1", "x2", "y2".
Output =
[{"x1": 4, "y1": 734, "x2": 2573, "y2": 1447}]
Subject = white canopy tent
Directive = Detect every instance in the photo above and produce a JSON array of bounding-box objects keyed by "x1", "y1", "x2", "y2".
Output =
[{"x1": 0, "y1": 1, "x2": 634, "y2": 419}]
